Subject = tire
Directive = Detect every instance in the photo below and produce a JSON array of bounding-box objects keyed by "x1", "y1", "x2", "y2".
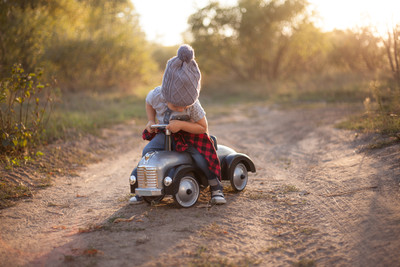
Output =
[
  {"x1": 143, "y1": 195, "x2": 164, "y2": 204},
  {"x1": 230, "y1": 162, "x2": 248, "y2": 191},
  {"x1": 173, "y1": 174, "x2": 200, "y2": 208}
]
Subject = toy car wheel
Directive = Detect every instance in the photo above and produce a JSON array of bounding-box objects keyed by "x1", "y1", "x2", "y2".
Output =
[
  {"x1": 143, "y1": 195, "x2": 164, "y2": 204},
  {"x1": 173, "y1": 174, "x2": 200, "y2": 208},
  {"x1": 230, "y1": 162, "x2": 248, "y2": 191}
]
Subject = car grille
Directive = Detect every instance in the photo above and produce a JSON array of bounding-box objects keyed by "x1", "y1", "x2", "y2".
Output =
[{"x1": 137, "y1": 166, "x2": 158, "y2": 188}]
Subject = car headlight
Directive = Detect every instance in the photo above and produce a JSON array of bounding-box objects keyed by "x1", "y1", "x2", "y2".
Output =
[
  {"x1": 164, "y1": 176, "x2": 172, "y2": 186},
  {"x1": 129, "y1": 175, "x2": 136, "y2": 185}
]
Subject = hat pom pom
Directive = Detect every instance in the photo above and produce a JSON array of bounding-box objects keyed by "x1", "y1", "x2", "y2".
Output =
[{"x1": 177, "y1": 44, "x2": 194, "y2": 63}]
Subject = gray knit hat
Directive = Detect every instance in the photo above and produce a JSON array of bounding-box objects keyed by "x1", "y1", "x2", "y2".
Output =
[{"x1": 161, "y1": 44, "x2": 201, "y2": 107}]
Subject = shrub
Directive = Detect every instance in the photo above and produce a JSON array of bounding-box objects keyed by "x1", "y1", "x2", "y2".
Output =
[
  {"x1": 337, "y1": 80, "x2": 400, "y2": 141},
  {"x1": 0, "y1": 64, "x2": 55, "y2": 155}
]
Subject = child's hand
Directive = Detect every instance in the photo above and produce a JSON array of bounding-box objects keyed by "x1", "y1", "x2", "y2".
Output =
[
  {"x1": 167, "y1": 120, "x2": 182, "y2": 133},
  {"x1": 146, "y1": 120, "x2": 156, "y2": 133}
]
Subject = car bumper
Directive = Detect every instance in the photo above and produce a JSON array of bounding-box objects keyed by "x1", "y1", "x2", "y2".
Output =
[{"x1": 135, "y1": 188, "x2": 162, "y2": 196}]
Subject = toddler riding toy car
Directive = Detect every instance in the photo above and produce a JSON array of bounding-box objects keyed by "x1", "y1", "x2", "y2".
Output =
[{"x1": 129, "y1": 124, "x2": 256, "y2": 208}]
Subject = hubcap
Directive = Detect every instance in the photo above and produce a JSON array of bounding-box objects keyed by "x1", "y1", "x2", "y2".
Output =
[
  {"x1": 175, "y1": 176, "x2": 199, "y2": 207},
  {"x1": 232, "y1": 163, "x2": 248, "y2": 191}
]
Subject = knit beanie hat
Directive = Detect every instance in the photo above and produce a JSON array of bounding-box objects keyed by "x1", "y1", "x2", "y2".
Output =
[{"x1": 161, "y1": 44, "x2": 201, "y2": 107}]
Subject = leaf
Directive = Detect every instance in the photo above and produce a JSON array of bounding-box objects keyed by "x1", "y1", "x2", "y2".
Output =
[
  {"x1": 113, "y1": 215, "x2": 136, "y2": 223},
  {"x1": 52, "y1": 225, "x2": 67, "y2": 230},
  {"x1": 2, "y1": 139, "x2": 11, "y2": 147},
  {"x1": 83, "y1": 248, "x2": 102, "y2": 256},
  {"x1": 21, "y1": 139, "x2": 27, "y2": 147}
]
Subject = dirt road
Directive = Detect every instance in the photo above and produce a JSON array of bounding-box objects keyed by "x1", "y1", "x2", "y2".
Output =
[{"x1": 0, "y1": 103, "x2": 399, "y2": 266}]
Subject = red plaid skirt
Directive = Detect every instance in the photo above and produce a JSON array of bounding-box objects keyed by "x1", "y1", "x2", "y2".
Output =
[{"x1": 142, "y1": 130, "x2": 221, "y2": 180}]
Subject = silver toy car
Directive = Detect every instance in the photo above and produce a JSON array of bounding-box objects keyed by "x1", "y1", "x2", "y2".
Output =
[{"x1": 129, "y1": 124, "x2": 256, "y2": 208}]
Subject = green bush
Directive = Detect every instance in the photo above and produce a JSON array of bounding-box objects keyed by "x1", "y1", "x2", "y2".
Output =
[
  {"x1": 337, "y1": 80, "x2": 400, "y2": 140},
  {"x1": 0, "y1": 64, "x2": 55, "y2": 154}
]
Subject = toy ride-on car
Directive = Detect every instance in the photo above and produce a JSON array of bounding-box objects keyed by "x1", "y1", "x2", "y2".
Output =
[{"x1": 129, "y1": 124, "x2": 256, "y2": 208}]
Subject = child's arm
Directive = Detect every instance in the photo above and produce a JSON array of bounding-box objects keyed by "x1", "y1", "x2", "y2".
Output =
[
  {"x1": 167, "y1": 116, "x2": 208, "y2": 134},
  {"x1": 145, "y1": 102, "x2": 157, "y2": 133}
]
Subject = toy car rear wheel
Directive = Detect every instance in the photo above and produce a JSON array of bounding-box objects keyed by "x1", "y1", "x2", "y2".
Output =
[
  {"x1": 143, "y1": 195, "x2": 164, "y2": 204},
  {"x1": 230, "y1": 162, "x2": 248, "y2": 191},
  {"x1": 173, "y1": 174, "x2": 200, "y2": 208}
]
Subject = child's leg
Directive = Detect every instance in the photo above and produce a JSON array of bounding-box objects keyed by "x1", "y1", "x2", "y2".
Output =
[
  {"x1": 186, "y1": 146, "x2": 223, "y2": 191},
  {"x1": 142, "y1": 132, "x2": 167, "y2": 156},
  {"x1": 130, "y1": 132, "x2": 167, "y2": 177},
  {"x1": 186, "y1": 146, "x2": 225, "y2": 204}
]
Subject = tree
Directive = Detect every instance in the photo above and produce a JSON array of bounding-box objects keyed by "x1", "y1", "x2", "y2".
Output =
[
  {"x1": 188, "y1": 0, "x2": 314, "y2": 81},
  {"x1": 0, "y1": 0, "x2": 156, "y2": 92},
  {"x1": 329, "y1": 28, "x2": 385, "y2": 73},
  {"x1": 281, "y1": 22, "x2": 331, "y2": 78},
  {"x1": 383, "y1": 24, "x2": 400, "y2": 86}
]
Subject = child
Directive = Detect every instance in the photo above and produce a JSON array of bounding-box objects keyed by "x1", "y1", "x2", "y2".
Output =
[{"x1": 129, "y1": 44, "x2": 226, "y2": 205}]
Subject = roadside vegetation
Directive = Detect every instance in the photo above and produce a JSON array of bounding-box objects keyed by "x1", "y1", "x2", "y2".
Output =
[{"x1": 1, "y1": 0, "x2": 399, "y2": 207}]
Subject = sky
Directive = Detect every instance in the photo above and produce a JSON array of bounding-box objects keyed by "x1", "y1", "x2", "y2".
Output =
[{"x1": 130, "y1": 0, "x2": 400, "y2": 46}]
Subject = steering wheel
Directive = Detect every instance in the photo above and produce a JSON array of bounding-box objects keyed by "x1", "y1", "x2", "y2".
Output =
[{"x1": 150, "y1": 124, "x2": 168, "y2": 129}]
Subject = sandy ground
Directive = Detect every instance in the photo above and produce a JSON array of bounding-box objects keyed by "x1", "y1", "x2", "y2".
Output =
[{"x1": 0, "y1": 103, "x2": 399, "y2": 267}]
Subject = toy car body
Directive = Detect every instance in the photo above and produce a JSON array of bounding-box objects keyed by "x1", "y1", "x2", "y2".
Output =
[{"x1": 129, "y1": 125, "x2": 256, "y2": 208}]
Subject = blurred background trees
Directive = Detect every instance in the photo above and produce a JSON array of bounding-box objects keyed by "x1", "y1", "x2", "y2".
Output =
[
  {"x1": 1, "y1": 0, "x2": 398, "y2": 92},
  {"x1": 188, "y1": 0, "x2": 391, "y2": 84},
  {"x1": 0, "y1": 0, "x2": 156, "y2": 92}
]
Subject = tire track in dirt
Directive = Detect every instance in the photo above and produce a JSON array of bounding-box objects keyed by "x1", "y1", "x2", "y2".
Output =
[{"x1": 277, "y1": 116, "x2": 400, "y2": 267}]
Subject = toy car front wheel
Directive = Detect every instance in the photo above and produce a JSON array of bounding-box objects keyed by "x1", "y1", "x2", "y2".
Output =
[
  {"x1": 173, "y1": 174, "x2": 200, "y2": 208},
  {"x1": 230, "y1": 162, "x2": 248, "y2": 191}
]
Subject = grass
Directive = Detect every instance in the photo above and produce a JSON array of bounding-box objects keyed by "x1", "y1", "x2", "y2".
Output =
[
  {"x1": 337, "y1": 113, "x2": 400, "y2": 135},
  {"x1": 335, "y1": 84, "x2": 400, "y2": 148},
  {"x1": 44, "y1": 89, "x2": 148, "y2": 141},
  {"x1": 202, "y1": 71, "x2": 372, "y2": 106},
  {"x1": 0, "y1": 182, "x2": 32, "y2": 208},
  {"x1": 0, "y1": 182, "x2": 31, "y2": 200},
  {"x1": 282, "y1": 184, "x2": 299, "y2": 193},
  {"x1": 262, "y1": 242, "x2": 286, "y2": 253},
  {"x1": 295, "y1": 258, "x2": 315, "y2": 267}
]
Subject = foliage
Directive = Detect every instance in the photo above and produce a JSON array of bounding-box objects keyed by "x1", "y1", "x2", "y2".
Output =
[
  {"x1": 0, "y1": 181, "x2": 31, "y2": 202},
  {"x1": 42, "y1": 85, "x2": 154, "y2": 142},
  {"x1": 151, "y1": 44, "x2": 179, "y2": 72},
  {"x1": 188, "y1": 0, "x2": 390, "y2": 83},
  {"x1": 364, "y1": 81, "x2": 400, "y2": 136},
  {"x1": 382, "y1": 24, "x2": 400, "y2": 87},
  {"x1": 189, "y1": 0, "x2": 321, "y2": 81},
  {"x1": 0, "y1": 0, "x2": 50, "y2": 76},
  {"x1": 337, "y1": 81, "x2": 400, "y2": 138},
  {"x1": 328, "y1": 28, "x2": 385, "y2": 72},
  {"x1": 0, "y1": 0, "x2": 156, "y2": 92},
  {"x1": 0, "y1": 64, "x2": 55, "y2": 154}
]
